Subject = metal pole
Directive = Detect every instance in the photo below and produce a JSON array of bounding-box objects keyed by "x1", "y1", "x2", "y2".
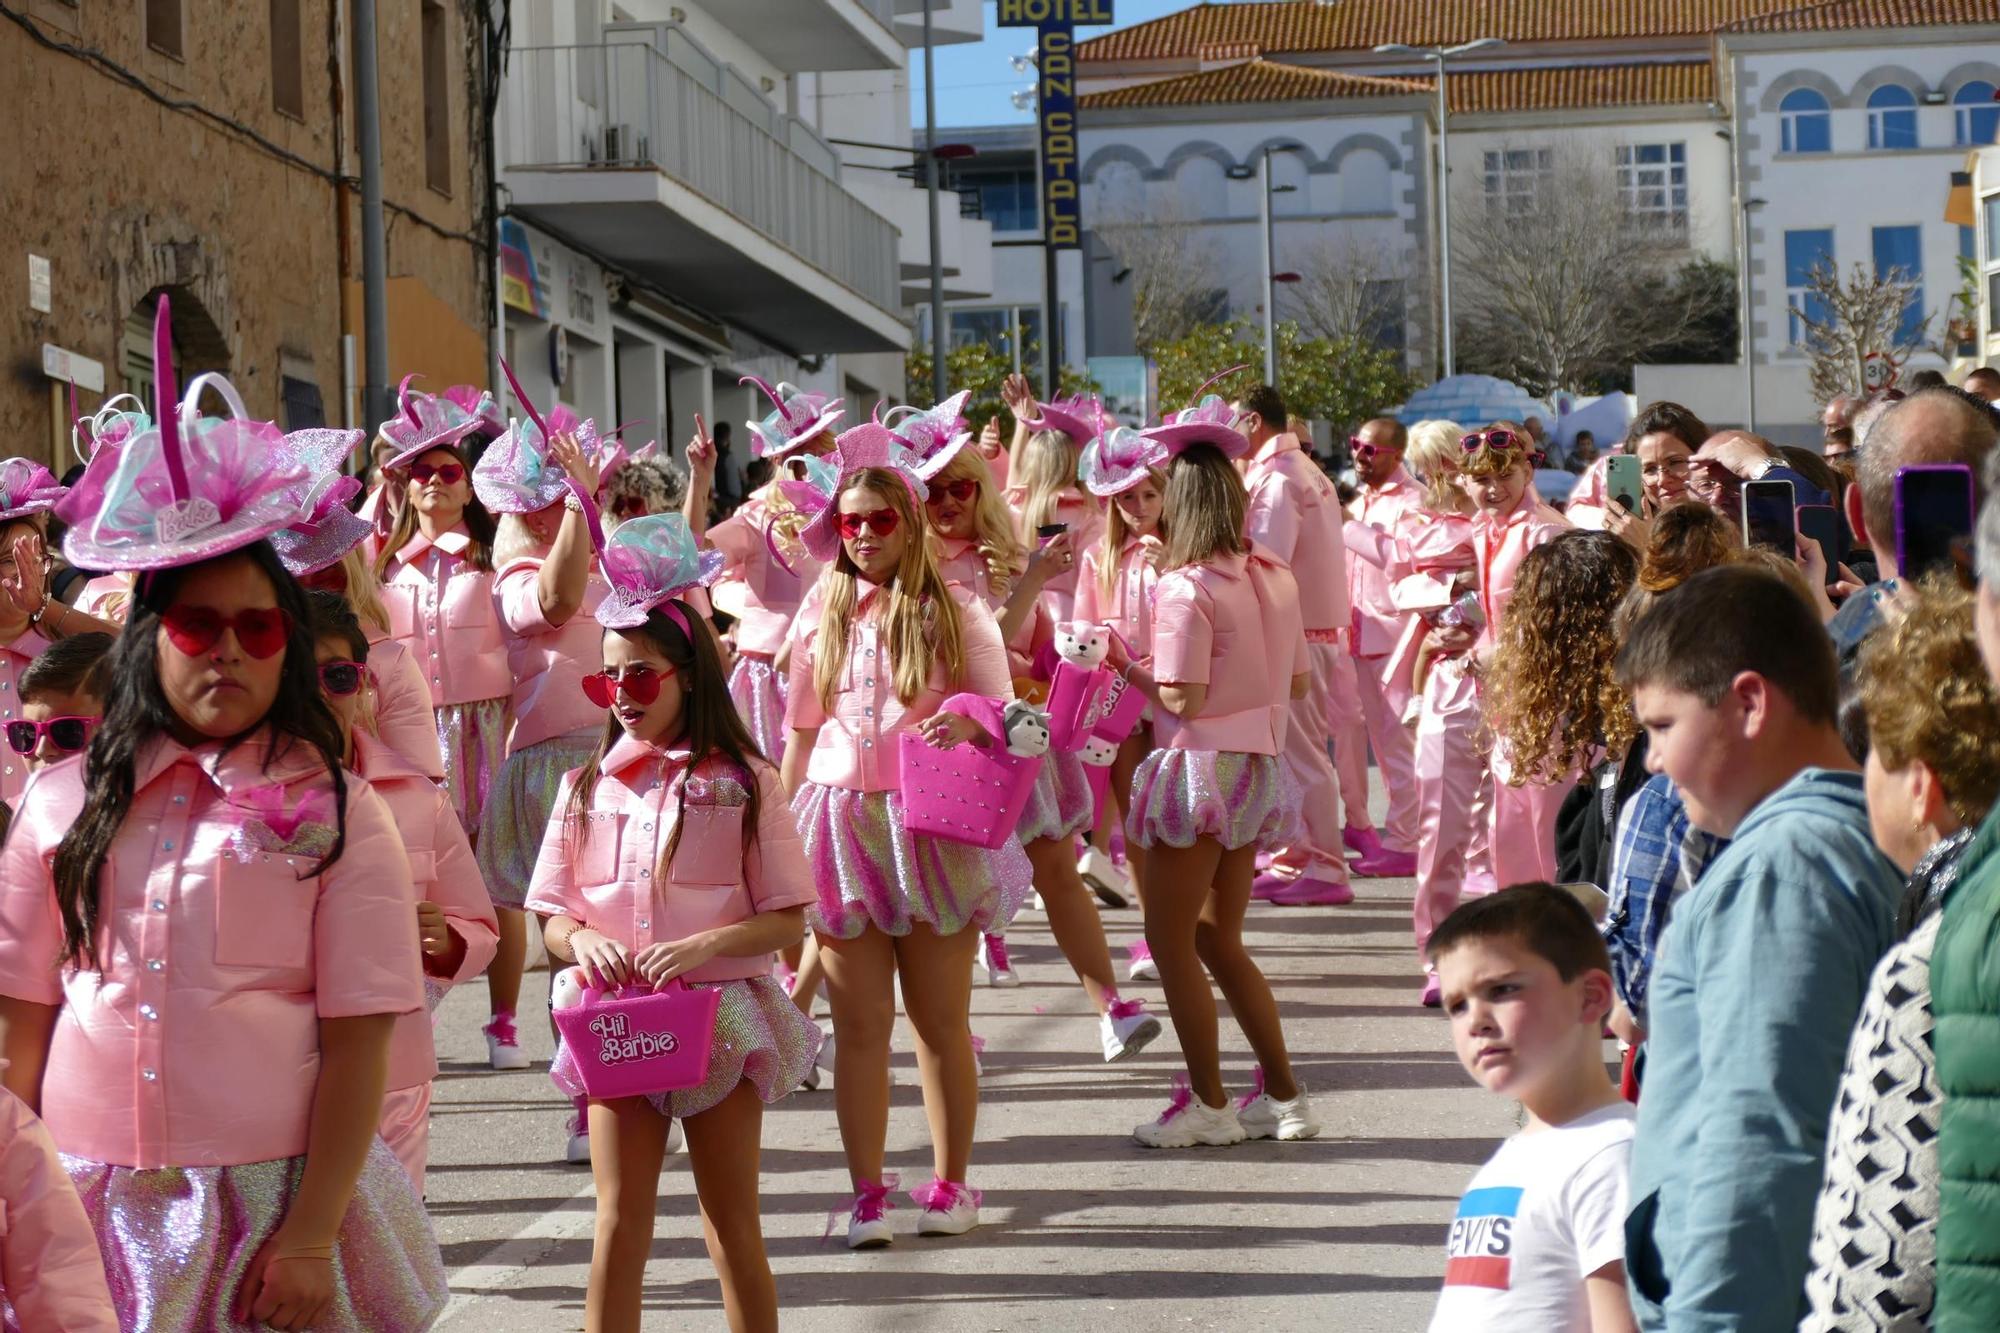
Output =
[
  {"x1": 1743, "y1": 210, "x2": 1759, "y2": 432},
  {"x1": 1434, "y1": 50, "x2": 1454, "y2": 379},
  {"x1": 1260, "y1": 148, "x2": 1277, "y2": 384},
  {"x1": 923, "y1": 2, "x2": 946, "y2": 403},
  {"x1": 353, "y1": 0, "x2": 389, "y2": 429}
]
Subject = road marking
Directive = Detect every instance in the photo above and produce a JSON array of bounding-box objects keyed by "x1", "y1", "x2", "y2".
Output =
[{"x1": 433, "y1": 1176, "x2": 598, "y2": 1329}]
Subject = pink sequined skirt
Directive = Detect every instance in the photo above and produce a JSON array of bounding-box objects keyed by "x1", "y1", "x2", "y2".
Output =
[
  {"x1": 728, "y1": 654, "x2": 787, "y2": 765},
  {"x1": 1017, "y1": 748, "x2": 1095, "y2": 845},
  {"x1": 476, "y1": 726, "x2": 602, "y2": 908},
  {"x1": 1126, "y1": 749, "x2": 1301, "y2": 852},
  {"x1": 436, "y1": 696, "x2": 509, "y2": 841},
  {"x1": 549, "y1": 975, "x2": 821, "y2": 1120},
  {"x1": 793, "y1": 783, "x2": 1035, "y2": 940},
  {"x1": 56, "y1": 1140, "x2": 446, "y2": 1333}
]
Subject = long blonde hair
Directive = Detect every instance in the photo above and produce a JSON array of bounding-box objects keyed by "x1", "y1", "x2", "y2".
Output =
[
  {"x1": 1404, "y1": 419, "x2": 1472, "y2": 514},
  {"x1": 492, "y1": 512, "x2": 552, "y2": 571},
  {"x1": 1161, "y1": 447, "x2": 1248, "y2": 570},
  {"x1": 814, "y1": 469, "x2": 967, "y2": 712},
  {"x1": 1015, "y1": 427, "x2": 1083, "y2": 537},
  {"x1": 927, "y1": 449, "x2": 1025, "y2": 599},
  {"x1": 336, "y1": 546, "x2": 391, "y2": 635},
  {"x1": 1100, "y1": 467, "x2": 1167, "y2": 603}
]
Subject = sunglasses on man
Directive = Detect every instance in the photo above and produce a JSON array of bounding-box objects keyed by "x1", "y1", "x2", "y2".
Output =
[{"x1": 5, "y1": 716, "x2": 94, "y2": 756}]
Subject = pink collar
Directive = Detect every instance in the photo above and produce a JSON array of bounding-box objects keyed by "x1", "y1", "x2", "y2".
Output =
[
  {"x1": 133, "y1": 730, "x2": 331, "y2": 799},
  {"x1": 933, "y1": 534, "x2": 977, "y2": 563},
  {"x1": 1251, "y1": 432, "x2": 1300, "y2": 467},
  {"x1": 3, "y1": 626, "x2": 50, "y2": 659},
  {"x1": 1366, "y1": 466, "x2": 1418, "y2": 497},
  {"x1": 602, "y1": 732, "x2": 693, "y2": 780},
  {"x1": 394, "y1": 525, "x2": 472, "y2": 566}
]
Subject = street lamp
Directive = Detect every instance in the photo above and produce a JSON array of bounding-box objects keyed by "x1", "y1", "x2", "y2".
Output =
[
  {"x1": 1374, "y1": 37, "x2": 1505, "y2": 380},
  {"x1": 1742, "y1": 197, "x2": 1767, "y2": 432},
  {"x1": 1231, "y1": 144, "x2": 1307, "y2": 383}
]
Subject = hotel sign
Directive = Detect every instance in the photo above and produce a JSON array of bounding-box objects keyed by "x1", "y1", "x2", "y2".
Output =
[{"x1": 997, "y1": 0, "x2": 1112, "y2": 250}]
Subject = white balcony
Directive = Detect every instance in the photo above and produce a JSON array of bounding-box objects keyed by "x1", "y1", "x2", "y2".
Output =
[
  {"x1": 847, "y1": 179, "x2": 994, "y2": 301},
  {"x1": 500, "y1": 41, "x2": 908, "y2": 354},
  {"x1": 892, "y1": 0, "x2": 985, "y2": 47},
  {"x1": 713, "y1": 0, "x2": 905, "y2": 72}
]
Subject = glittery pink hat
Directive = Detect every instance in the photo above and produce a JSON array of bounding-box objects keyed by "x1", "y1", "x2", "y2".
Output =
[
  {"x1": 796, "y1": 423, "x2": 931, "y2": 564},
  {"x1": 0, "y1": 458, "x2": 68, "y2": 522},
  {"x1": 1077, "y1": 425, "x2": 1169, "y2": 498},
  {"x1": 1023, "y1": 392, "x2": 1110, "y2": 448},
  {"x1": 442, "y1": 383, "x2": 507, "y2": 438},
  {"x1": 472, "y1": 411, "x2": 612, "y2": 516},
  {"x1": 879, "y1": 390, "x2": 972, "y2": 480},
  {"x1": 57, "y1": 297, "x2": 311, "y2": 572},
  {"x1": 269, "y1": 427, "x2": 371, "y2": 577},
  {"x1": 596, "y1": 513, "x2": 725, "y2": 630},
  {"x1": 70, "y1": 394, "x2": 152, "y2": 465},
  {"x1": 380, "y1": 375, "x2": 493, "y2": 471},
  {"x1": 1141, "y1": 366, "x2": 1253, "y2": 459},
  {"x1": 742, "y1": 376, "x2": 844, "y2": 460}
]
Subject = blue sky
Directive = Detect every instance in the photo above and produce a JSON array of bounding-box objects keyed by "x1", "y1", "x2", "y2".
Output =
[{"x1": 912, "y1": 0, "x2": 1189, "y2": 129}]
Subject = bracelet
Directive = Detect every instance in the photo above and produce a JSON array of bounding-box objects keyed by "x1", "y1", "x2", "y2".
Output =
[
  {"x1": 563, "y1": 492, "x2": 585, "y2": 512},
  {"x1": 270, "y1": 1243, "x2": 335, "y2": 1263}
]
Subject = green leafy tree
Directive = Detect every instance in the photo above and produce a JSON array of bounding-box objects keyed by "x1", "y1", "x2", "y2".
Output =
[
  {"x1": 1151, "y1": 319, "x2": 1418, "y2": 437},
  {"x1": 905, "y1": 324, "x2": 1096, "y2": 428}
]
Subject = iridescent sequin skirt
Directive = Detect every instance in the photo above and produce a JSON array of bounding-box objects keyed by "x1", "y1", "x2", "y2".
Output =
[
  {"x1": 1126, "y1": 749, "x2": 1301, "y2": 852},
  {"x1": 436, "y1": 696, "x2": 510, "y2": 841},
  {"x1": 1016, "y1": 747, "x2": 1094, "y2": 845},
  {"x1": 793, "y1": 782, "x2": 1034, "y2": 940},
  {"x1": 728, "y1": 654, "x2": 787, "y2": 765},
  {"x1": 58, "y1": 1140, "x2": 446, "y2": 1333},
  {"x1": 549, "y1": 975, "x2": 821, "y2": 1121},
  {"x1": 476, "y1": 726, "x2": 602, "y2": 909}
]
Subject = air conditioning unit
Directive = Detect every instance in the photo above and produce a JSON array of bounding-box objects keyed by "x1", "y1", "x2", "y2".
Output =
[{"x1": 603, "y1": 124, "x2": 650, "y2": 163}]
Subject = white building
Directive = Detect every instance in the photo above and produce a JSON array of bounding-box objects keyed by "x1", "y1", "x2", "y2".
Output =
[{"x1": 495, "y1": 0, "x2": 994, "y2": 489}]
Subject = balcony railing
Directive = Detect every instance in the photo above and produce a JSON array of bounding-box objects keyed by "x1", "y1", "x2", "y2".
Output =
[{"x1": 500, "y1": 42, "x2": 901, "y2": 314}]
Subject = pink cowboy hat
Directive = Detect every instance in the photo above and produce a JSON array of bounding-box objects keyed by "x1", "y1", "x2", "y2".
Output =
[
  {"x1": 1023, "y1": 392, "x2": 1110, "y2": 448},
  {"x1": 379, "y1": 375, "x2": 492, "y2": 471},
  {"x1": 880, "y1": 390, "x2": 972, "y2": 480},
  {"x1": 57, "y1": 297, "x2": 311, "y2": 572},
  {"x1": 596, "y1": 513, "x2": 726, "y2": 631},
  {"x1": 1078, "y1": 425, "x2": 1169, "y2": 498},
  {"x1": 1141, "y1": 366, "x2": 1254, "y2": 459},
  {"x1": 0, "y1": 458, "x2": 68, "y2": 522},
  {"x1": 269, "y1": 427, "x2": 371, "y2": 577},
  {"x1": 796, "y1": 423, "x2": 930, "y2": 564},
  {"x1": 742, "y1": 375, "x2": 844, "y2": 460}
]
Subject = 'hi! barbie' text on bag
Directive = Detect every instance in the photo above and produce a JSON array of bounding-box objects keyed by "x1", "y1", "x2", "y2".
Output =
[{"x1": 552, "y1": 979, "x2": 722, "y2": 1100}]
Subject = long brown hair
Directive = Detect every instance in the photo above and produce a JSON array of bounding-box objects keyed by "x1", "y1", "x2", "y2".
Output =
[
  {"x1": 372, "y1": 445, "x2": 496, "y2": 579},
  {"x1": 1161, "y1": 445, "x2": 1249, "y2": 570},
  {"x1": 926, "y1": 449, "x2": 1025, "y2": 599},
  {"x1": 564, "y1": 602, "x2": 764, "y2": 873},
  {"x1": 814, "y1": 468, "x2": 966, "y2": 712}
]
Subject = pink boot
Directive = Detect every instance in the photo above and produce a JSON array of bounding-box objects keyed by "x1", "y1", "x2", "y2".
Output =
[{"x1": 1268, "y1": 874, "x2": 1355, "y2": 907}]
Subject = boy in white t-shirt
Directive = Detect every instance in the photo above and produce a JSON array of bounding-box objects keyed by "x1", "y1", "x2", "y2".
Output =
[{"x1": 1427, "y1": 883, "x2": 1638, "y2": 1333}]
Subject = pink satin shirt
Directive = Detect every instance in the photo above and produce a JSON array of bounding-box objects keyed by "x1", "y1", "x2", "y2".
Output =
[
  {"x1": 1074, "y1": 534, "x2": 1158, "y2": 662},
  {"x1": 364, "y1": 629, "x2": 445, "y2": 779},
  {"x1": 1345, "y1": 467, "x2": 1427, "y2": 657},
  {"x1": 1242, "y1": 434, "x2": 1351, "y2": 636},
  {"x1": 1474, "y1": 485, "x2": 1572, "y2": 651},
  {"x1": 524, "y1": 738, "x2": 814, "y2": 981},
  {"x1": 353, "y1": 730, "x2": 498, "y2": 1090},
  {"x1": 495, "y1": 556, "x2": 611, "y2": 752},
  {"x1": 0, "y1": 735, "x2": 423, "y2": 1169},
  {"x1": 1004, "y1": 487, "x2": 1105, "y2": 624},
  {"x1": 1150, "y1": 545, "x2": 1308, "y2": 756},
  {"x1": 381, "y1": 526, "x2": 513, "y2": 706},
  {"x1": 0, "y1": 627, "x2": 54, "y2": 807},
  {"x1": 0, "y1": 1084, "x2": 116, "y2": 1332},
  {"x1": 784, "y1": 582, "x2": 1012, "y2": 792},
  {"x1": 931, "y1": 534, "x2": 1048, "y2": 677},
  {"x1": 707, "y1": 493, "x2": 823, "y2": 659}
]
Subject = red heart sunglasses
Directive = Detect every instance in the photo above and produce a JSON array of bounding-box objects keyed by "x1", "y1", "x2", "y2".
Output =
[
  {"x1": 160, "y1": 606, "x2": 293, "y2": 659},
  {"x1": 835, "y1": 508, "x2": 901, "y2": 540},
  {"x1": 580, "y1": 663, "x2": 678, "y2": 708}
]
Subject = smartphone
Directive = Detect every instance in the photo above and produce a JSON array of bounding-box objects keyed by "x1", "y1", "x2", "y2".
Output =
[
  {"x1": 1604, "y1": 454, "x2": 1644, "y2": 518},
  {"x1": 1796, "y1": 504, "x2": 1842, "y2": 585},
  {"x1": 1742, "y1": 478, "x2": 1797, "y2": 554},
  {"x1": 1895, "y1": 464, "x2": 1975, "y2": 581},
  {"x1": 1036, "y1": 522, "x2": 1068, "y2": 546}
]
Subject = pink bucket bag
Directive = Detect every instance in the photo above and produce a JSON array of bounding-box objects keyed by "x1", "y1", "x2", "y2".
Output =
[
  {"x1": 899, "y1": 692, "x2": 1046, "y2": 849},
  {"x1": 551, "y1": 977, "x2": 722, "y2": 1100}
]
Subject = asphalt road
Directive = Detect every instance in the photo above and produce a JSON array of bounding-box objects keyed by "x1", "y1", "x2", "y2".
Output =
[{"x1": 420, "y1": 859, "x2": 1516, "y2": 1332}]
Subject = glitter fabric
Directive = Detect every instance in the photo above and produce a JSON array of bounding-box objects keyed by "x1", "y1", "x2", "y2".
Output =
[
  {"x1": 434, "y1": 696, "x2": 509, "y2": 839},
  {"x1": 548, "y1": 975, "x2": 820, "y2": 1120},
  {"x1": 59, "y1": 1140, "x2": 446, "y2": 1333},
  {"x1": 1126, "y1": 750, "x2": 1301, "y2": 852},
  {"x1": 727, "y1": 653, "x2": 788, "y2": 765},
  {"x1": 793, "y1": 782, "x2": 1034, "y2": 940},
  {"x1": 475, "y1": 726, "x2": 601, "y2": 908},
  {"x1": 1015, "y1": 747, "x2": 1094, "y2": 845}
]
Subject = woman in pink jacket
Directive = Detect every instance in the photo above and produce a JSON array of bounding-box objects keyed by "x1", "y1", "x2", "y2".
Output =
[
  {"x1": 781, "y1": 426, "x2": 1031, "y2": 1248},
  {"x1": 0, "y1": 341, "x2": 443, "y2": 1333},
  {"x1": 0, "y1": 1074, "x2": 116, "y2": 1332},
  {"x1": 1118, "y1": 408, "x2": 1321, "y2": 1151},
  {"x1": 999, "y1": 379, "x2": 1107, "y2": 625}
]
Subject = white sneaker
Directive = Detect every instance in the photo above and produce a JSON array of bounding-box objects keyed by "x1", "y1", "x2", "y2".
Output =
[
  {"x1": 1100, "y1": 1001, "x2": 1162, "y2": 1063},
  {"x1": 844, "y1": 1180, "x2": 896, "y2": 1251},
  {"x1": 978, "y1": 933, "x2": 1019, "y2": 988},
  {"x1": 1077, "y1": 847, "x2": 1131, "y2": 908},
  {"x1": 483, "y1": 1014, "x2": 531, "y2": 1071},
  {"x1": 801, "y1": 1024, "x2": 834, "y2": 1090},
  {"x1": 1133, "y1": 1083, "x2": 1247, "y2": 1148},
  {"x1": 1236, "y1": 1078, "x2": 1321, "y2": 1142},
  {"x1": 564, "y1": 1113, "x2": 591, "y2": 1165},
  {"x1": 914, "y1": 1179, "x2": 981, "y2": 1236},
  {"x1": 1125, "y1": 940, "x2": 1158, "y2": 982}
]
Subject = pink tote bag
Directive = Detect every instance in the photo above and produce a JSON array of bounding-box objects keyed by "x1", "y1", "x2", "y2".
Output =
[
  {"x1": 899, "y1": 730, "x2": 1044, "y2": 849},
  {"x1": 551, "y1": 978, "x2": 722, "y2": 1100}
]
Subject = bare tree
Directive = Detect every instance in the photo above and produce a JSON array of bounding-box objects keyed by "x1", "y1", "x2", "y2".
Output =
[
  {"x1": 1283, "y1": 233, "x2": 1420, "y2": 352},
  {"x1": 1451, "y1": 140, "x2": 1733, "y2": 395},
  {"x1": 1788, "y1": 259, "x2": 1937, "y2": 403},
  {"x1": 1094, "y1": 199, "x2": 1228, "y2": 352}
]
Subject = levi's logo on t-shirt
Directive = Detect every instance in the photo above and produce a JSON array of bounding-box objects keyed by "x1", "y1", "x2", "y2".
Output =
[{"x1": 1443, "y1": 1186, "x2": 1521, "y2": 1290}]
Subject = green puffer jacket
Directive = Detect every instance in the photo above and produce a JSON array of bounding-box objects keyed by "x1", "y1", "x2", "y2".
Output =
[{"x1": 1933, "y1": 800, "x2": 2000, "y2": 1330}]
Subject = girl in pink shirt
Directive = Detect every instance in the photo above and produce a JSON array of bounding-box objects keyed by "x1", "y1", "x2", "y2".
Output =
[
  {"x1": 526, "y1": 513, "x2": 818, "y2": 1333},
  {"x1": 781, "y1": 426, "x2": 1031, "y2": 1248},
  {"x1": 308, "y1": 591, "x2": 501, "y2": 1193},
  {"x1": 0, "y1": 341, "x2": 443, "y2": 1332},
  {"x1": 0, "y1": 1074, "x2": 117, "y2": 1332},
  {"x1": 1117, "y1": 422, "x2": 1321, "y2": 1151},
  {"x1": 1075, "y1": 433, "x2": 1169, "y2": 979},
  {"x1": 372, "y1": 381, "x2": 512, "y2": 847},
  {"x1": 1000, "y1": 384, "x2": 1107, "y2": 624}
]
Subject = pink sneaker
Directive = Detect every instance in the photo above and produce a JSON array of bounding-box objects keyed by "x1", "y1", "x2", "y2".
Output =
[
  {"x1": 1351, "y1": 846, "x2": 1418, "y2": 878},
  {"x1": 1126, "y1": 940, "x2": 1158, "y2": 981},
  {"x1": 1343, "y1": 825, "x2": 1380, "y2": 857},
  {"x1": 1267, "y1": 875, "x2": 1355, "y2": 907},
  {"x1": 1251, "y1": 870, "x2": 1291, "y2": 901}
]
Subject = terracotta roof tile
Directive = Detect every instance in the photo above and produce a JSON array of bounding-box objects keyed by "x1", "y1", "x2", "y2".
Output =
[
  {"x1": 1079, "y1": 58, "x2": 1425, "y2": 110},
  {"x1": 1077, "y1": 59, "x2": 1714, "y2": 116},
  {"x1": 1721, "y1": 0, "x2": 2000, "y2": 32}
]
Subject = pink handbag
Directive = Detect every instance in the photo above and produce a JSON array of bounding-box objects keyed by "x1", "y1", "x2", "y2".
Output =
[
  {"x1": 1044, "y1": 660, "x2": 1110, "y2": 752},
  {"x1": 551, "y1": 978, "x2": 722, "y2": 1100},
  {"x1": 899, "y1": 730, "x2": 1044, "y2": 849}
]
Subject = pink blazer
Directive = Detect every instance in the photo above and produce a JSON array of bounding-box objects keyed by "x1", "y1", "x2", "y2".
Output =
[
  {"x1": 1344, "y1": 467, "x2": 1427, "y2": 657},
  {"x1": 706, "y1": 493, "x2": 823, "y2": 659},
  {"x1": 0, "y1": 1083, "x2": 117, "y2": 1332},
  {"x1": 1005, "y1": 487, "x2": 1105, "y2": 624},
  {"x1": 1075, "y1": 534, "x2": 1158, "y2": 663},
  {"x1": 1243, "y1": 435, "x2": 1351, "y2": 636},
  {"x1": 1150, "y1": 544, "x2": 1308, "y2": 756},
  {"x1": 931, "y1": 535, "x2": 1049, "y2": 678},
  {"x1": 494, "y1": 557, "x2": 612, "y2": 752},
  {"x1": 524, "y1": 739, "x2": 815, "y2": 981},
  {"x1": 364, "y1": 630, "x2": 445, "y2": 779},
  {"x1": 1474, "y1": 486, "x2": 1572, "y2": 651},
  {"x1": 380, "y1": 527, "x2": 512, "y2": 706}
]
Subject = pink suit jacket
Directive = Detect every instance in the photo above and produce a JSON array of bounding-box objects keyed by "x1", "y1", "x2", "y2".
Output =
[
  {"x1": 494, "y1": 556, "x2": 612, "y2": 752},
  {"x1": 1150, "y1": 544, "x2": 1309, "y2": 756},
  {"x1": 1242, "y1": 434, "x2": 1351, "y2": 636},
  {"x1": 380, "y1": 527, "x2": 513, "y2": 706},
  {"x1": 1344, "y1": 467, "x2": 1427, "y2": 657}
]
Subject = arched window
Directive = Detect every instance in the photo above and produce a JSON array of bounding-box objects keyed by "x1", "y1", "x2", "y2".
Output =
[
  {"x1": 1867, "y1": 84, "x2": 1918, "y2": 150},
  {"x1": 1780, "y1": 88, "x2": 1832, "y2": 153},
  {"x1": 1956, "y1": 80, "x2": 1999, "y2": 146},
  {"x1": 1340, "y1": 147, "x2": 1392, "y2": 213}
]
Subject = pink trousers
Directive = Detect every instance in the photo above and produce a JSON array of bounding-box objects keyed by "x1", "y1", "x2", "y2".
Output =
[
  {"x1": 379, "y1": 1083, "x2": 433, "y2": 1195},
  {"x1": 1266, "y1": 641, "x2": 1351, "y2": 884},
  {"x1": 1486, "y1": 749, "x2": 1578, "y2": 890},
  {"x1": 1412, "y1": 660, "x2": 1488, "y2": 966},
  {"x1": 1353, "y1": 653, "x2": 1421, "y2": 853},
  {"x1": 1324, "y1": 645, "x2": 1372, "y2": 832}
]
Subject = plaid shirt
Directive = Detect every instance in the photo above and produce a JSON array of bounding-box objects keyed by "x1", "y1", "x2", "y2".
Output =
[{"x1": 1602, "y1": 774, "x2": 1728, "y2": 1023}]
